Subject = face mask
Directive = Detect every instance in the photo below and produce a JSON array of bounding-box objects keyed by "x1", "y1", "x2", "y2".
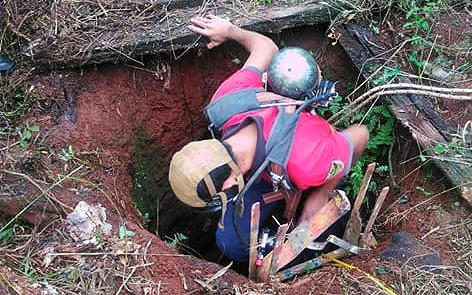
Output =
[{"x1": 301, "y1": 79, "x2": 338, "y2": 107}]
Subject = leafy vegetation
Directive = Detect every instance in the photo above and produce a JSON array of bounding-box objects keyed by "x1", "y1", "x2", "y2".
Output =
[
  {"x1": 165, "y1": 232, "x2": 188, "y2": 248},
  {"x1": 0, "y1": 227, "x2": 14, "y2": 245},
  {"x1": 401, "y1": 0, "x2": 441, "y2": 71},
  {"x1": 1, "y1": 20, "x2": 36, "y2": 137},
  {"x1": 60, "y1": 145, "x2": 76, "y2": 162},
  {"x1": 16, "y1": 123, "x2": 40, "y2": 148},
  {"x1": 416, "y1": 185, "x2": 433, "y2": 196},
  {"x1": 318, "y1": 96, "x2": 395, "y2": 196},
  {"x1": 1, "y1": 90, "x2": 34, "y2": 136},
  {"x1": 119, "y1": 224, "x2": 136, "y2": 239}
]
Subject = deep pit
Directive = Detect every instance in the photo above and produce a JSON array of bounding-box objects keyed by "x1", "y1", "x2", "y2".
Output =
[
  {"x1": 25, "y1": 22, "x2": 470, "y2": 287},
  {"x1": 36, "y1": 24, "x2": 361, "y2": 270}
]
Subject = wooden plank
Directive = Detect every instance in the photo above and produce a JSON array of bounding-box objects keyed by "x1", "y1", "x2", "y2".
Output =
[
  {"x1": 255, "y1": 252, "x2": 272, "y2": 282},
  {"x1": 276, "y1": 192, "x2": 350, "y2": 270},
  {"x1": 248, "y1": 202, "x2": 260, "y2": 280},
  {"x1": 338, "y1": 23, "x2": 472, "y2": 205},
  {"x1": 360, "y1": 186, "x2": 389, "y2": 248},
  {"x1": 24, "y1": 1, "x2": 341, "y2": 69},
  {"x1": 343, "y1": 163, "x2": 375, "y2": 245},
  {"x1": 269, "y1": 223, "x2": 289, "y2": 274}
]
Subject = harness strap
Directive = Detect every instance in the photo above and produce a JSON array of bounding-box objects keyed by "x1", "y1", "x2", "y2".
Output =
[
  {"x1": 263, "y1": 163, "x2": 302, "y2": 225},
  {"x1": 234, "y1": 106, "x2": 299, "y2": 219},
  {"x1": 205, "y1": 90, "x2": 298, "y2": 131},
  {"x1": 207, "y1": 92, "x2": 311, "y2": 242},
  {"x1": 227, "y1": 157, "x2": 245, "y2": 191},
  {"x1": 235, "y1": 159, "x2": 271, "y2": 217}
]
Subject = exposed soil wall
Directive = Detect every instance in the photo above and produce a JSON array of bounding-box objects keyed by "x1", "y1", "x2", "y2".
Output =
[
  {"x1": 37, "y1": 50, "x2": 239, "y2": 252},
  {"x1": 24, "y1": 24, "x2": 357, "y2": 260}
]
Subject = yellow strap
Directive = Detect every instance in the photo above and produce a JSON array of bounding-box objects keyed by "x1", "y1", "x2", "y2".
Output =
[{"x1": 327, "y1": 257, "x2": 398, "y2": 295}]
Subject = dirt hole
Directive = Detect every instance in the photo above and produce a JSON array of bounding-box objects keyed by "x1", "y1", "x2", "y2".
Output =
[{"x1": 30, "y1": 24, "x2": 379, "y2": 275}]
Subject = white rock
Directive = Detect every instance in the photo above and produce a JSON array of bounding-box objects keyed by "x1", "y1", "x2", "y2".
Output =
[{"x1": 66, "y1": 201, "x2": 112, "y2": 244}]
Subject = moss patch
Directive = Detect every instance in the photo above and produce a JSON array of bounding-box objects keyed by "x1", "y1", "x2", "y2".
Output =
[{"x1": 131, "y1": 129, "x2": 168, "y2": 224}]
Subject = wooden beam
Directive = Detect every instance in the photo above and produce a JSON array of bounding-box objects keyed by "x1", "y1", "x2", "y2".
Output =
[
  {"x1": 24, "y1": 1, "x2": 341, "y2": 69},
  {"x1": 360, "y1": 186, "x2": 389, "y2": 248},
  {"x1": 338, "y1": 23, "x2": 472, "y2": 205}
]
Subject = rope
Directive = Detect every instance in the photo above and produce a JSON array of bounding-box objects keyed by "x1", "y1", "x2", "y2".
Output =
[
  {"x1": 330, "y1": 86, "x2": 472, "y2": 126},
  {"x1": 329, "y1": 83, "x2": 472, "y2": 124}
]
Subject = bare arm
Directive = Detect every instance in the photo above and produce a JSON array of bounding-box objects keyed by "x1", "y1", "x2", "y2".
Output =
[{"x1": 188, "y1": 15, "x2": 278, "y2": 72}]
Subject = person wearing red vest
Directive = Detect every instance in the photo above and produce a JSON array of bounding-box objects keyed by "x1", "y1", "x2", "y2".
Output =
[{"x1": 169, "y1": 15, "x2": 369, "y2": 262}]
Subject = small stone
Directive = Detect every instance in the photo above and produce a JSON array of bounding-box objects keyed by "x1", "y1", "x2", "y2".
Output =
[
  {"x1": 66, "y1": 201, "x2": 112, "y2": 243},
  {"x1": 454, "y1": 202, "x2": 460, "y2": 207}
]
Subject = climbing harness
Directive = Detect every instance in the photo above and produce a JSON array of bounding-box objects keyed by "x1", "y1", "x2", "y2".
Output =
[{"x1": 204, "y1": 82, "x2": 338, "y2": 245}]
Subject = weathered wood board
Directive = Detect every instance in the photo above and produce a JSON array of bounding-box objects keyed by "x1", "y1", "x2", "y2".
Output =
[
  {"x1": 338, "y1": 23, "x2": 472, "y2": 205},
  {"x1": 22, "y1": 0, "x2": 342, "y2": 69}
]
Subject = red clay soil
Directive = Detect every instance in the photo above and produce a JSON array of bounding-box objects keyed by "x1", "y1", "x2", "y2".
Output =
[
  {"x1": 3, "y1": 21, "x2": 470, "y2": 294},
  {"x1": 24, "y1": 52, "x2": 246, "y2": 294}
]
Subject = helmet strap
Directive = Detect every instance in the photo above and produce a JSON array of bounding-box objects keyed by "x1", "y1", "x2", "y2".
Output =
[
  {"x1": 202, "y1": 159, "x2": 244, "y2": 228},
  {"x1": 203, "y1": 173, "x2": 217, "y2": 197},
  {"x1": 227, "y1": 160, "x2": 245, "y2": 192},
  {"x1": 217, "y1": 192, "x2": 228, "y2": 229}
]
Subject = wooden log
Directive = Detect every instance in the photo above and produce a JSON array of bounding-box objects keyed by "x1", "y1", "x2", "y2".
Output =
[
  {"x1": 338, "y1": 23, "x2": 472, "y2": 205},
  {"x1": 23, "y1": 1, "x2": 341, "y2": 69}
]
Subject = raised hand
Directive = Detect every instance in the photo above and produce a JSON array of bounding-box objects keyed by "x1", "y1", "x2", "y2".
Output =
[{"x1": 188, "y1": 15, "x2": 234, "y2": 49}]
